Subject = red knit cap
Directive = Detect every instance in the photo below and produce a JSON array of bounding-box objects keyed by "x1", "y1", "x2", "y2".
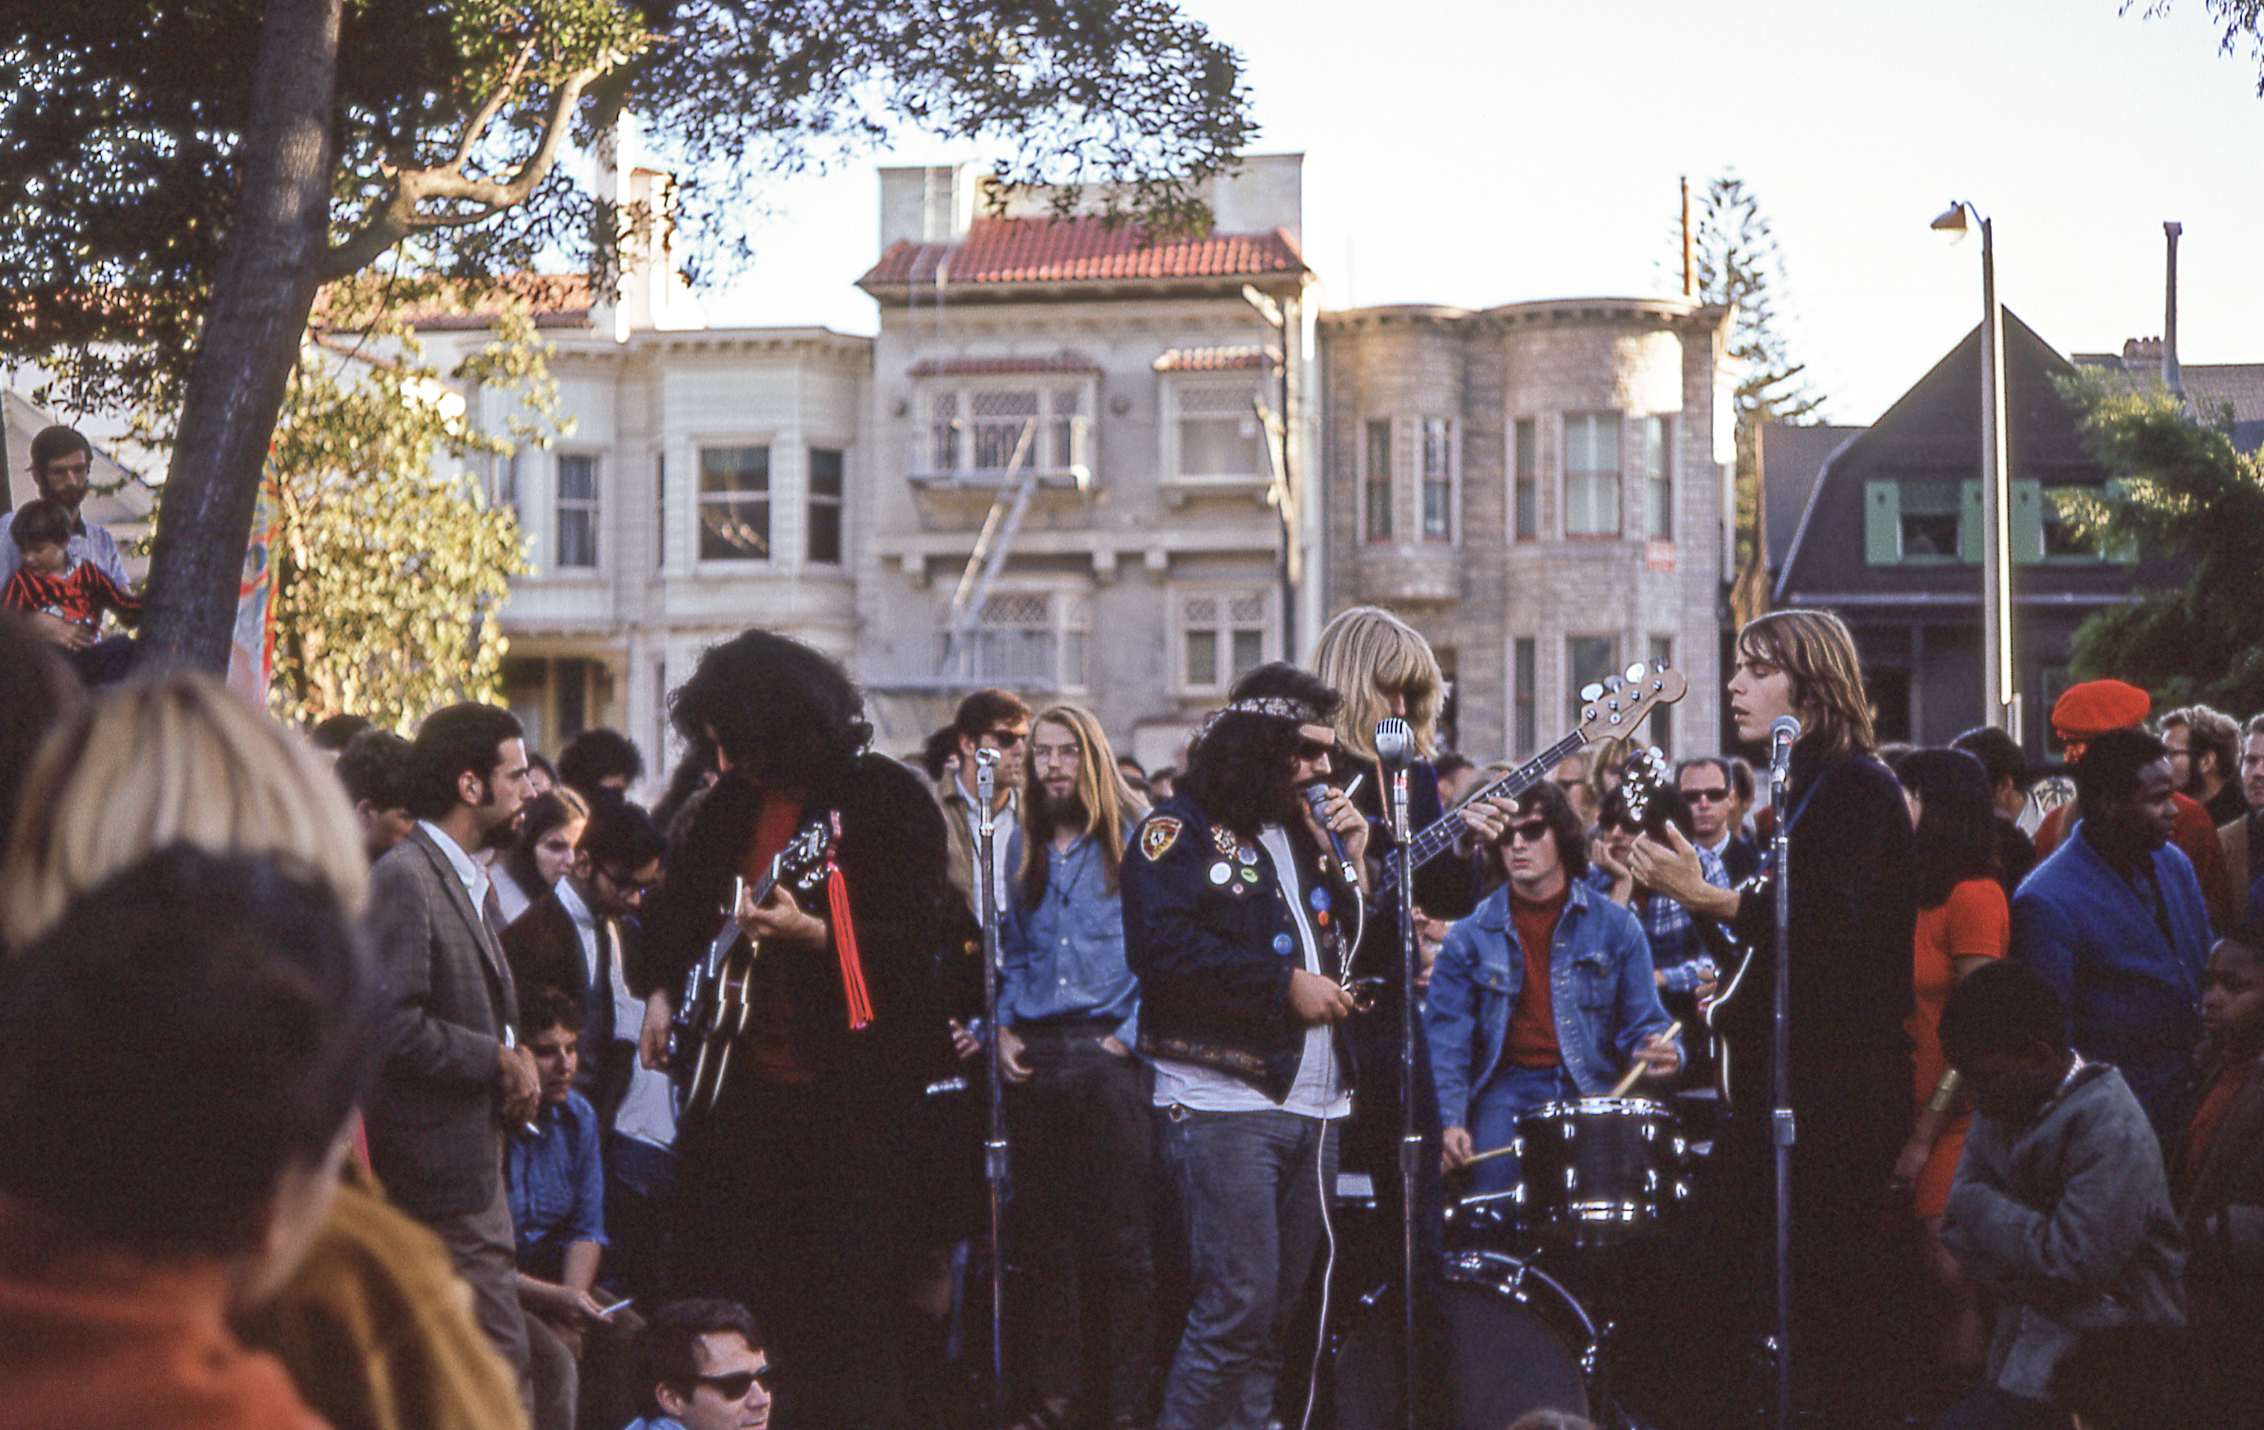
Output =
[{"x1": 2049, "y1": 679, "x2": 2151, "y2": 742}]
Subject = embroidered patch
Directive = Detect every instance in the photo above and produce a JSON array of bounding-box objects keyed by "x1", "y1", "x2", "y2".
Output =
[
  {"x1": 1212, "y1": 826, "x2": 1239, "y2": 854},
  {"x1": 1141, "y1": 817, "x2": 1183, "y2": 862}
]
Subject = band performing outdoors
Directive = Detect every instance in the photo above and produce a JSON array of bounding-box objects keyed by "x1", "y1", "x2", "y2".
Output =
[{"x1": 10, "y1": 593, "x2": 2264, "y2": 1430}]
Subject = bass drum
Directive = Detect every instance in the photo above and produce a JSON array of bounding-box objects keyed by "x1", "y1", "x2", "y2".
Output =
[{"x1": 1332, "y1": 1253, "x2": 1601, "y2": 1430}]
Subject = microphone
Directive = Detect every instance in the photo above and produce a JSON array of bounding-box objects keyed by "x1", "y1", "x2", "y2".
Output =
[
  {"x1": 1769, "y1": 715, "x2": 1801, "y2": 769},
  {"x1": 973, "y1": 747, "x2": 1001, "y2": 768},
  {"x1": 1374, "y1": 718, "x2": 1413, "y2": 769},
  {"x1": 1304, "y1": 782, "x2": 1354, "y2": 873}
]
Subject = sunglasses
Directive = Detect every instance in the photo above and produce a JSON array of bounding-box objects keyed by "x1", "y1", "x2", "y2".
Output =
[
  {"x1": 598, "y1": 866, "x2": 662, "y2": 898},
  {"x1": 1295, "y1": 738, "x2": 1339, "y2": 763},
  {"x1": 982, "y1": 729, "x2": 1027, "y2": 748},
  {"x1": 1683, "y1": 787, "x2": 1732, "y2": 803},
  {"x1": 692, "y1": 1366, "x2": 778, "y2": 1399},
  {"x1": 1504, "y1": 819, "x2": 1553, "y2": 845}
]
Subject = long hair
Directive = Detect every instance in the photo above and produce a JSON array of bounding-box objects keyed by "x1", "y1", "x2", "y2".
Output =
[
  {"x1": 1182, "y1": 663, "x2": 1341, "y2": 839},
  {"x1": 1737, "y1": 609, "x2": 1875, "y2": 762},
  {"x1": 670, "y1": 629, "x2": 871, "y2": 796},
  {"x1": 1312, "y1": 605, "x2": 1444, "y2": 763},
  {"x1": 1898, "y1": 748, "x2": 1999, "y2": 909},
  {"x1": 2, "y1": 672, "x2": 367, "y2": 950},
  {"x1": 505, "y1": 786, "x2": 590, "y2": 893},
  {"x1": 1019, "y1": 703, "x2": 1147, "y2": 904}
]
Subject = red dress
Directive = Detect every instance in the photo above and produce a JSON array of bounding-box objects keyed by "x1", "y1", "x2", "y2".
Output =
[{"x1": 1907, "y1": 877, "x2": 2009, "y2": 1218}]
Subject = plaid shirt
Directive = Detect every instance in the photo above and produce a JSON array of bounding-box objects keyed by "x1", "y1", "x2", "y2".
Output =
[{"x1": 1583, "y1": 841, "x2": 1730, "y2": 993}]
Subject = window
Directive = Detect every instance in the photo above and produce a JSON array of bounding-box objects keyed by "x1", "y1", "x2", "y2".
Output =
[
  {"x1": 1514, "y1": 637, "x2": 1537, "y2": 757},
  {"x1": 943, "y1": 590, "x2": 1089, "y2": 691},
  {"x1": 1567, "y1": 635, "x2": 1619, "y2": 726},
  {"x1": 807, "y1": 447, "x2": 844, "y2": 565},
  {"x1": 1181, "y1": 589, "x2": 1270, "y2": 692},
  {"x1": 1642, "y1": 416, "x2": 1673, "y2": 541},
  {"x1": 555, "y1": 454, "x2": 599, "y2": 569},
  {"x1": 2040, "y1": 485, "x2": 2102, "y2": 561},
  {"x1": 1648, "y1": 636, "x2": 1674, "y2": 754},
  {"x1": 1563, "y1": 413, "x2": 1621, "y2": 536},
  {"x1": 1176, "y1": 382, "x2": 1266, "y2": 479},
  {"x1": 699, "y1": 445, "x2": 770, "y2": 561},
  {"x1": 1514, "y1": 419, "x2": 1538, "y2": 540},
  {"x1": 1365, "y1": 420, "x2": 1393, "y2": 541},
  {"x1": 488, "y1": 449, "x2": 521, "y2": 518},
  {"x1": 1421, "y1": 416, "x2": 1453, "y2": 542},
  {"x1": 925, "y1": 385, "x2": 1088, "y2": 476},
  {"x1": 1864, "y1": 479, "x2": 1981, "y2": 566},
  {"x1": 1899, "y1": 481, "x2": 1962, "y2": 558},
  {"x1": 653, "y1": 453, "x2": 666, "y2": 570}
]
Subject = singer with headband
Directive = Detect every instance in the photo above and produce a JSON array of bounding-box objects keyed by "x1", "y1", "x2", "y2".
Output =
[
  {"x1": 1620, "y1": 609, "x2": 1919, "y2": 1430},
  {"x1": 1122, "y1": 663, "x2": 1370, "y2": 1430}
]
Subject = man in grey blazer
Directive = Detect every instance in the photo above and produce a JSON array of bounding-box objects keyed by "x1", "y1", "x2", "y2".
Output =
[{"x1": 366, "y1": 702, "x2": 541, "y2": 1393}]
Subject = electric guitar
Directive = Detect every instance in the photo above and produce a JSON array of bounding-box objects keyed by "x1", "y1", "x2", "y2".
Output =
[
  {"x1": 1377, "y1": 659, "x2": 1688, "y2": 892},
  {"x1": 1699, "y1": 862, "x2": 1776, "y2": 1103},
  {"x1": 668, "y1": 812, "x2": 837, "y2": 1115}
]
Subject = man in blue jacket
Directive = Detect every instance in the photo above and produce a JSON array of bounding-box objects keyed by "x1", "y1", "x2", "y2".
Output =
[
  {"x1": 1122, "y1": 663, "x2": 1368, "y2": 1430},
  {"x1": 2012, "y1": 727, "x2": 2211, "y2": 1139}
]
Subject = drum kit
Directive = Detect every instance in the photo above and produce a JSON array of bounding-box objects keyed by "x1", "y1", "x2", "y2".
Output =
[{"x1": 1329, "y1": 1092, "x2": 1708, "y2": 1430}]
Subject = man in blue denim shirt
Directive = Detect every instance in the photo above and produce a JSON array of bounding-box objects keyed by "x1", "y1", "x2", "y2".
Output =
[
  {"x1": 1426, "y1": 781, "x2": 1680, "y2": 1196},
  {"x1": 507, "y1": 987, "x2": 613, "y2": 1430},
  {"x1": 997, "y1": 704, "x2": 1153, "y2": 1430}
]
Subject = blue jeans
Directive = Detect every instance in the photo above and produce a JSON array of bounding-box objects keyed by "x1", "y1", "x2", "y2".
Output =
[
  {"x1": 1156, "y1": 1106, "x2": 1340, "y2": 1430},
  {"x1": 1466, "y1": 1063, "x2": 1577, "y2": 1196}
]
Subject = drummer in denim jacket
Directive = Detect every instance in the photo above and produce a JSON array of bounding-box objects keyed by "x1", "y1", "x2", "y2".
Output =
[{"x1": 1425, "y1": 779, "x2": 1681, "y2": 1195}]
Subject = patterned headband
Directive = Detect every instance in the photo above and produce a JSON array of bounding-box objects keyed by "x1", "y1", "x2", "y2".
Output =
[{"x1": 1225, "y1": 695, "x2": 1324, "y2": 725}]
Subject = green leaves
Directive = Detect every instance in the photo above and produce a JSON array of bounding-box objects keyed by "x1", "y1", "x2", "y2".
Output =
[{"x1": 2057, "y1": 369, "x2": 2264, "y2": 711}]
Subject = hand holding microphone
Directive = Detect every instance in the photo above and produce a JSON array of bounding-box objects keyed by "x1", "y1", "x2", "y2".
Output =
[{"x1": 1302, "y1": 782, "x2": 1369, "y2": 886}]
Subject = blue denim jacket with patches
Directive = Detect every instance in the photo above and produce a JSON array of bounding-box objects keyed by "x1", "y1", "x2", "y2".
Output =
[{"x1": 1423, "y1": 877, "x2": 1677, "y2": 1129}]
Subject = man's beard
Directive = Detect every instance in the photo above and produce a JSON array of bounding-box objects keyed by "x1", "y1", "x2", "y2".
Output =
[{"x1": 1041, "y1": 785, "x2": 1088, "y2": 830}]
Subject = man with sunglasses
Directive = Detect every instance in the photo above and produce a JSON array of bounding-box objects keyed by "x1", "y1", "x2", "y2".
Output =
[
  {"x1": 505, "y1": 794, "x2": 668, "y2": 1128},
  {"x1": 1122, "y1": 663, "x2": 1369, "y2": 1430},
  {"x1": 1425, "y1": 781, "x2": 1680, "y2": 1196},
  {"x1": 1677, "y1": 755, "x2": 1761, "y2": 883},
  {"x1": 939, "y1": 687, "x2": 1033, "y2": 921},
  {"x1": 626, "y1": 1299, "x2": 775, "y2": 1430}
]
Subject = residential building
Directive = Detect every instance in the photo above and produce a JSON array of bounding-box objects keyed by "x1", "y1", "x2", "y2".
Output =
[
  {"x1": 851, "y1": 156, "x2": 1316, "y2": 767},
  {"x1": 1318, "y1": 298, "x2": 1735, "y2": 762}
]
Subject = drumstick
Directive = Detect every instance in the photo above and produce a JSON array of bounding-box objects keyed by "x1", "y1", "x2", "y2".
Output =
[
  {"x1": 1610, "y1": 1020, "x2": 1683, "y2": 1097},
  {"x1": 1462, "y1": 1140, "x2": 1522, "y2": 1167}
]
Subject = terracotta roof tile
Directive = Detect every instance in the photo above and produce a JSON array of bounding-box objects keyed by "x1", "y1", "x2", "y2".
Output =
[
  {"x1": 861, "y1": 217, "x2": 1304, "y2": 290},
  {"x1": 313, "y1": 274, "x2": 593, "y2": 332},
  {"x1": 1153, "y1": 345, "x2": 1275, "y2": 373}
]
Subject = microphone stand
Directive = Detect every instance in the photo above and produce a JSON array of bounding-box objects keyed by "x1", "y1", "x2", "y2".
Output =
[
  {"x1": 1768, "y1": 733, "x2": 1795, "y2": 1430},
  {"x1": 1375, "y1": 722, "x2": 1419, "y2": 1430},
  {"x1": 975, "y1": 750, "x2": 1008, "y2": 1424}
]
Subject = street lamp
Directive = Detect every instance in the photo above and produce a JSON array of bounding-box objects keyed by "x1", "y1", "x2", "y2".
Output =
[{"x1": 1932, "y1": 201, "x2": 2019, "y2": 739}]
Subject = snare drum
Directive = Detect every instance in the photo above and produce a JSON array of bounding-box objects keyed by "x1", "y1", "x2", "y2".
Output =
[
  {"x1": 1514, "y1": 1095, "x2": 1690, "y2": 1247},
  {"x1": 1332, "y1": 1252, "x2": 1602, "y2": 1430}
]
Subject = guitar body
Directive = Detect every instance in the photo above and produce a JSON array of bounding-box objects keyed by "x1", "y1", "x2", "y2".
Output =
[{"x1": 668, "y1": 814, "x2": 837, "y2": 1115}]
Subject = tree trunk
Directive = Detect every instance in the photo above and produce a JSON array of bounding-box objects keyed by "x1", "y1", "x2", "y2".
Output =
[{"x1": 136, "y1": 0, "x2": 340, "y2": 675}]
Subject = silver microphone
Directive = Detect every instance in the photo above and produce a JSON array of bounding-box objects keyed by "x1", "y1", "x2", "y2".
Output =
[
  {"x1": 1769, "y1": 715, "x2": 1801, "y2": 768},
  {"x1": 1304, "y1": 783, "x2": 1354, "y2": 872},
  {"x1": 973, "y1": 747, "x2": 1001, "y2": 768},
  {"x1": 1374, "y1": 718, "x2": 1413, "y2": 769}
]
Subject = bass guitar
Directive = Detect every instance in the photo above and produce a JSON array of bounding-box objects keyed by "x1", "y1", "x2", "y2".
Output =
[
  {"x1": 1377, "y1": 659, "x2": 1688, "y2": 892},
  {"x1": 668, "y1": 812, "x2": 838, "y2": 1115}
]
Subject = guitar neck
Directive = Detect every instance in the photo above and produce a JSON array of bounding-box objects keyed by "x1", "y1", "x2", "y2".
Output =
[{"x1": 1385, "y1": 728, "x2": 1590, "y2": 879}]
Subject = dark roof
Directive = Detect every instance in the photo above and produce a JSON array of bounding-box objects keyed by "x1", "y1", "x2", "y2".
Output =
[
  {"x1": 1760, "y1": 424, "x2": 1863, "y2": 570},
  {"x1": 859, "y1": 217, "x2": 1306, "y2": 293},
  {"x1": 2069, "y1": 351, "x2": 2264, "y2": 451}
]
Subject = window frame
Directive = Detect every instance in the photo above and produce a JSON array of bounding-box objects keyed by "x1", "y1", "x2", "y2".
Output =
[
  {"x1": 939, "y1": 582, "x2": 1093, "y2": 693},
  {"x1": 1419, "y1": 415, "x2": 1457, "y2": 544},
  {"x1": 1566, "y1": 633, "x2": 1621, "y2": 727},
  {"x1": 553, "y1": 450, "x2": 601, "y2": 572},
  {"x1": 1164, "y1": 375, "x2": 1272, "y2": 490},
  {"x1": 1562, "y1": 412, "x2": 1623, "y2": 538},
  {"x1": 917, "y1": 377, "x2": 1096, "y2": 482},
  {"x1": 1363, "y1": 418, "x2": 1395, "y2": 543},
  {"x1": 1175, "y1": 585, "x2": 1276, "y2": 696},
  {"x1": 695, "y1": 441, "x2": 776, "y2": 566},
  {"x1": 1642, "y1": 415, "x2": 1674, "y2": 542},
  {"x1": 806, "y1": 445, "x2": 846, "y2": 567},
  {"x1": 1513, "y1": 418, "x2": 1539, "y2": 541}
]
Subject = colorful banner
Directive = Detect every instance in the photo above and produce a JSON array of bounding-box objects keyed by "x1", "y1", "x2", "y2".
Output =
[{"x1": 226, "y1": 465, "x2": 281, "y2": 704}]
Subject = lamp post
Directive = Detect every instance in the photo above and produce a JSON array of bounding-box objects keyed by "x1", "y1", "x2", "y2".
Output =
[{"x1": 1931, "y1": 201, "x2": 2019, "y2": 739}]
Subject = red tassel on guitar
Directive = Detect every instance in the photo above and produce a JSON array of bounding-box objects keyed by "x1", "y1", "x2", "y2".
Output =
[{"x1": 826, "y1": 814, "x2": 874, "y2": 1029}]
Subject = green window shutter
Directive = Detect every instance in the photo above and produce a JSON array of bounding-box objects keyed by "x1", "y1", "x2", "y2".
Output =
[
  {"x1": 1959, "y1": 481, "x2": 1983, "y2": 566},
  {"x1": 1864, "y1": 481, "x2": 1900, "y2": 565},
  {"x1": 2011, "y1": 481, "x2": 2043, "y2": 565},
  {"x1": 2103, "y1": 477, "x2": 2140, "y2": 564}
]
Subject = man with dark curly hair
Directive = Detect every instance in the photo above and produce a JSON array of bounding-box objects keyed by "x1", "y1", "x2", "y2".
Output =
[
  {"x1": 1122, "y1": 662, "x2": 1370, "y2": 1430},
  {"x1": 630, "y1": 629, "x2": 965, "y2": 1430}
]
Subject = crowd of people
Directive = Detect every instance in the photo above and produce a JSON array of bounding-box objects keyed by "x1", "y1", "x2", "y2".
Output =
[{"x1": 2, "y1": 560, "x2": 2261, "y2": 1430}]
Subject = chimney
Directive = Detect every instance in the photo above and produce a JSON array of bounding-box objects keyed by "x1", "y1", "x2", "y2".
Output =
[{"x1": 2163, "y1": 221, "x2": 2183, "y2": 395}]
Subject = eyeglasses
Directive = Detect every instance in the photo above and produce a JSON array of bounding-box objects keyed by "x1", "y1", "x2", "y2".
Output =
[
  {"x1": 983, "y1": 729, "x2": 1027, "y2": 749},
  {"x1": 1682, "y1": 787, "x2": 1732, "y2": 803},
  {"x1": 598, "y1": 866, "x2": 663, "y2": 898},
  {"x1": 692, "y1": 1366, "x2": 778, "y2": 1400},
  {"x1": 1504, "y1": 819, "x2": 1553, "y2": 845}
]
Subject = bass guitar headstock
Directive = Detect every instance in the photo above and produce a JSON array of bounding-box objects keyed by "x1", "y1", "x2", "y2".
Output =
[{"x1": 1575, "y1": 660, "x2": 1687, "y2": 744}]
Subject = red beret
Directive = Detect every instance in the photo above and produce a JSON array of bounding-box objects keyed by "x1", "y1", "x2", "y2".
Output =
[{"x1": 2050, "y1": 679, "x2": 2151, "y2": 741}]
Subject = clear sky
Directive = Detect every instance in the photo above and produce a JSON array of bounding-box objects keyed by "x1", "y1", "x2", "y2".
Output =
[{"x1": 699, "y1": 0, "x2": 2264, "y2": 425}]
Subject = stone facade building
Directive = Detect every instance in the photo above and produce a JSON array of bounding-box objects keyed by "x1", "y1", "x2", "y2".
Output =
[{"x1": 1319, "y1": 299, "x2": 1735, "y2": 762}]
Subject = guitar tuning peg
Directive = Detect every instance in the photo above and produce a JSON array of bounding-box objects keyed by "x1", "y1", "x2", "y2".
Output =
[
  {"x1": 1603, "y1": 675, "x2": 1625, "y2": 694},
  {"x1": 1579, "y1": 682, "x2": 1604, "y2": 701},
  {"x1": 1625, "y1": 662, "x2": 1645, "y2": 683}
]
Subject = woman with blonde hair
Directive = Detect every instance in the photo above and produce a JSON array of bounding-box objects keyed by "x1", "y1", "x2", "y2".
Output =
[
  {"x1": 1307, "y1": 606, "x2": 1511, "y2": 1272},
  {"x1": 0, "y1": 671, "x2": 524, "y2": 1430}
]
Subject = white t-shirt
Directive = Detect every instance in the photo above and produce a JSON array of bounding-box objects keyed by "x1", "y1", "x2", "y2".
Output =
[{"x1": 1150, "y1": 823, "x2": 1349, "y2": 1119}]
